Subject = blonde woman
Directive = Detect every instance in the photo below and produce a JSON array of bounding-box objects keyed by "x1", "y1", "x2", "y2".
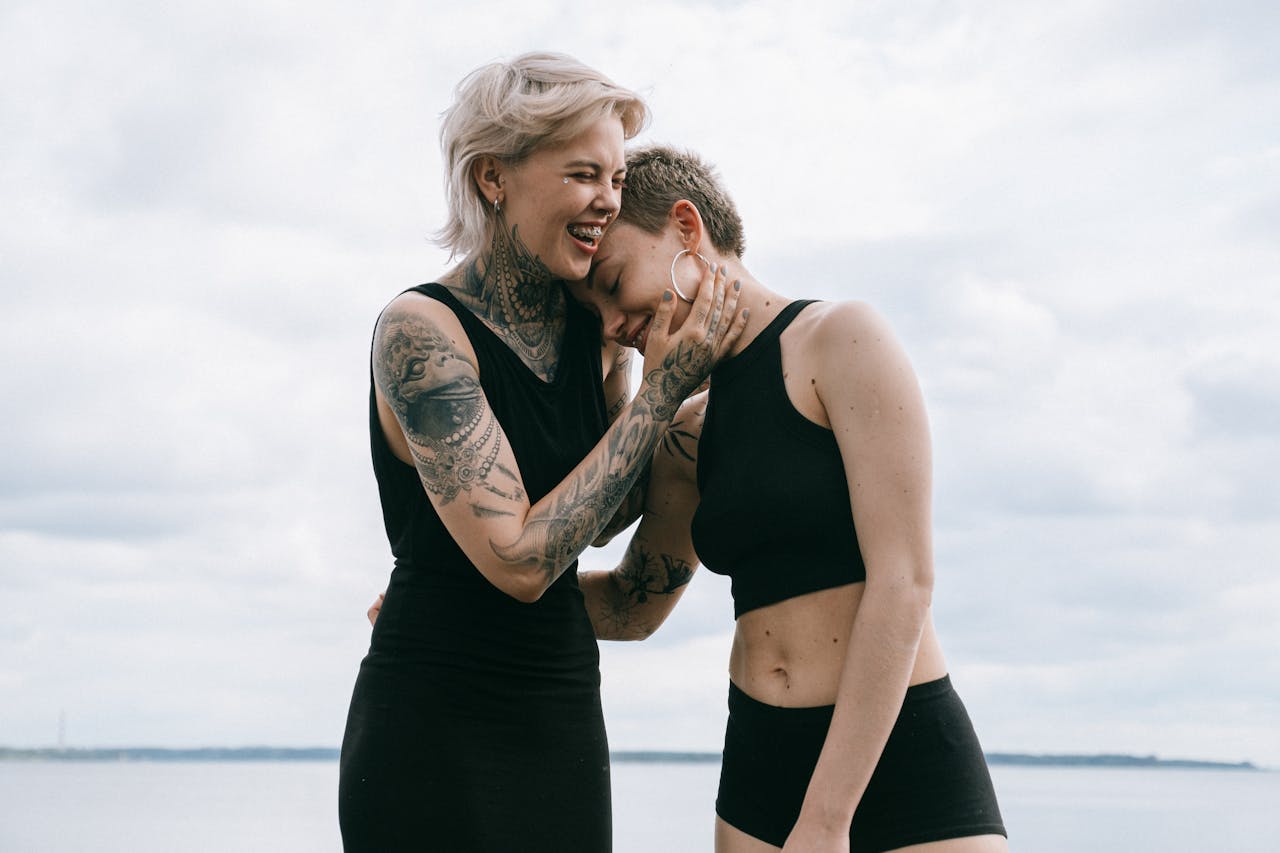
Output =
[{"x1": 339, "y1": 59, "x2": 744, "y2": 852}]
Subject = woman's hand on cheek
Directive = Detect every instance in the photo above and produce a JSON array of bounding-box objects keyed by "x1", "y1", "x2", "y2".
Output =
[{"x1": 638, "y1": 264, "x2": 747, "y2": 416}]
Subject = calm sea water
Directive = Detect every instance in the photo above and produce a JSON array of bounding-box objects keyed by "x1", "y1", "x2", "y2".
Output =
[{"x1": 0, "y1": 760, "x2": 1274, "y2": 852}]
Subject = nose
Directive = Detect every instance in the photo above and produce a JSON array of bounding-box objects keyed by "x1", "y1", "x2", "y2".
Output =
[{"x1": 596, "y1": 181, "x2": 621, "y2": 221}]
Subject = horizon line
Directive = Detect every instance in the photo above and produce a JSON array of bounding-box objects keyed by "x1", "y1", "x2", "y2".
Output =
[{"x1": 0, "y1": 746, "x2": 1264, "y2": 771}]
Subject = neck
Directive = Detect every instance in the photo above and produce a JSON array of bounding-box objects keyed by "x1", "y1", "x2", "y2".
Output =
[
  {"x1": 453, "y1": 221, "x2": 565, "y2": 324},
  {"x1": 442, "y1": 220, "x2": 567, "y2": 373},
  {"x1": 715, "y1": 263, "x2": 786, "y2": 359}
]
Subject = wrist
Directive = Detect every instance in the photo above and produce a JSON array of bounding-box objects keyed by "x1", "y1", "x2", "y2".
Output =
[
  {"x1": 797, "y1": 794, "x2": 855, "y2": 836},
  {"x1": 638, "y1": 373, "x2": 684, "y2": 421}
]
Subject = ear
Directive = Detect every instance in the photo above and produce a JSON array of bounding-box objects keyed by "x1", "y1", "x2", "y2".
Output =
[
  {"x1": 669, "y1": 200, "x2": 707, "y2": 251},
  {"x1": 471, "y1": 155, "x2": 506, "y2": 206}
]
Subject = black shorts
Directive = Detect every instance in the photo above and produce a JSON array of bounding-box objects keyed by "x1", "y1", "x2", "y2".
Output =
[{"x1": 716, "y1": 675, "x2": 1005, "y2": 851}]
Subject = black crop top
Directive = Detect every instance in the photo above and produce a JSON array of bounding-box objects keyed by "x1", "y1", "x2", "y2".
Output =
[{"x1": 690, "y1": 300, "x2": 866, "y2": 618}]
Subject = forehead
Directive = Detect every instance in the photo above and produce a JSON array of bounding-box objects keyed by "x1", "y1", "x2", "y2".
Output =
[
  {"x1": 588, "y1": 223, "x2": 648, "y2": 284},
  {"x1": 534, "y1": 115, "x2": 626, "y2": 169}
]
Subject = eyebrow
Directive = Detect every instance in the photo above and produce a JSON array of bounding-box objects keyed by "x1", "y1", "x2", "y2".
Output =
[{"x1": 564, "y1": 159, "x2": 627, "y2": 175}]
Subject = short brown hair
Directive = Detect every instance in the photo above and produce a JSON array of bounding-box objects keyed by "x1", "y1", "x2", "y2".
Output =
[{"x1": 618, "y1": 145, "x2": 746, "y2": 257}]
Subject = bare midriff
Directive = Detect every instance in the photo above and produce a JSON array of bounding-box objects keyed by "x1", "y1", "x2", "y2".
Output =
[{"x1": 728, "y1": 583, "x2": 949, "y2": 708}]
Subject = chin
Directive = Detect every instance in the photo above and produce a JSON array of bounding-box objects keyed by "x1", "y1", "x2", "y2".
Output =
[{"x1": 554, "y1": 257, "x2": 591, "y2": 283}]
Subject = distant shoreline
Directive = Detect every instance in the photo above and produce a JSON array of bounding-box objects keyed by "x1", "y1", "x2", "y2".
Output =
[{"x1": 0, "y1": 747, "x2": 1262, "y2": 771}]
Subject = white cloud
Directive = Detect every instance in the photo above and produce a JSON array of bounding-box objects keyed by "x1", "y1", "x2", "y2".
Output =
[{"x1": 2, "y1": 0, "x2": 1279, "y2": 767}]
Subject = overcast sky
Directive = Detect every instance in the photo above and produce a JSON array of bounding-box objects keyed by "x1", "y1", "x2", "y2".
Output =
[{"x1": 2, "y1": 0, "x2": 1278, "y2": 768}]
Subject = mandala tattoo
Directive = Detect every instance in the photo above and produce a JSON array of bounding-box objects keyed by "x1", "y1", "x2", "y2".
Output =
[
  {"x1": 457, "y1": 218, "x2": 566, "y2": 380},
  {"x1": 374, "y1": 308, "x2": 521, "y2": 506},
  {"x1": 642, "y1": 339, "x2": 712, "y2": 421}
]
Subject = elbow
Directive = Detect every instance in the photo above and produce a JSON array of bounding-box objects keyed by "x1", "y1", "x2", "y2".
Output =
[
  {"x1": 506, "y1": 574, "x2": 549, "y2": 604},
  {"x1": 628, "y1": 619, "x2": 661, "y2": 641},
  {"x1": 486, "y1": 566, "x2": 550, "y2": 604},
  {"x1": 906, "y1": 567, "x2": 934, "y2": 613},
  {"x1": 871, "y1": 562, "x2": 934, "y2": 614}
]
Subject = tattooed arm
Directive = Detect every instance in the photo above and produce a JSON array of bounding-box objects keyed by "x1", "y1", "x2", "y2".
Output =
[
  {"x1": 373, "y1": 270, "x2": 743, "y2": 603},
  {"x1": 592, "y1": 342, "x2": 649, "y2": 547},
  {"x1": 580, "y1": 393, "x2": 705, "y2": 640}
]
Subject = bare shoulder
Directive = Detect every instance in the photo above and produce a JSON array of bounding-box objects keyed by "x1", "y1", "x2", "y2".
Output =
[
  {"x1": 376, "y1": 290, "x2": 471, "y2": 347},
  {"x1": 802, "y1": 300, "x2": 921, "y2": 420},
  {"x1": 371, "y1": 290, "x2": 483, "y2": 412},
  {"x1": 804, "y1": 299, "x2": 894, "y2": 350}
]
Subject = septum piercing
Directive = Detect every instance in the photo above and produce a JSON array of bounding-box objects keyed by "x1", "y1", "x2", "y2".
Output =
[{"x1": 669, "y1": 249, "x2": 710, "y2": 303}]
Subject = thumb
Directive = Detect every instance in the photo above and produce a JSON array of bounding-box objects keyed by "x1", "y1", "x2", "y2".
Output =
[{"x1": 646, "y1": 290, "x2": 677, "y2": 350}]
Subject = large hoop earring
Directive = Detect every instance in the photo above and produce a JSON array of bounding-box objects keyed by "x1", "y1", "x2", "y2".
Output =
[{"x1": 669, "y1": 249, "x2": 710, "y2": 303}]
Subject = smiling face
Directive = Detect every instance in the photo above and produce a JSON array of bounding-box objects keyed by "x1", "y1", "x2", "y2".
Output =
[
  {"x1": 494, "y1": 115, "x2": 627, "y2": 283},
  {"x1": 568, "y1": 219, "x2": 702, "y2": 354}
]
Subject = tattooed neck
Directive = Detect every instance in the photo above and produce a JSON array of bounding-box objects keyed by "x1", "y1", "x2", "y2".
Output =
[{"x1": 448, "y1": 221, "x2": 566, "y2": 380}]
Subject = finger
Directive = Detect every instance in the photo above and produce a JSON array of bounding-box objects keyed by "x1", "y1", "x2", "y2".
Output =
[
  {"x1": 647, "y1": 289, "x2": 677, "y2": 350},
  {"x1": 699, "y1": 264, "x2": 727, "y2": 331},
  {"x1": 708, "y1": 269, "x2": 729, "y2": 332},
  {"x1": 692, "y1": 261, "x2": 720, "y2": 327},
  {"x1": 712, "y1": 279, "x2": 742, "y2": 346},
  {"x1": 717, "y1": 303, "x2": 750, "y2": 359}
]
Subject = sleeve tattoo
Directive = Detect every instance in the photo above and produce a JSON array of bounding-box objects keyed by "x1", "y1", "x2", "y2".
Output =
[{"x1": 373, "y1": 308, "x2": 524, "y2": 508}]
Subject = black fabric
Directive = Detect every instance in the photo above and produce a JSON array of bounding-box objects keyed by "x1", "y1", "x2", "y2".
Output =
[
  {"x1": 691, "y1": 300, "x2": 867, "y2": 618},
  {"x1": 716, "y1": 677, "x2": 1007, "y2": 851},
  {"x1": 339, "y1": 283, "x2": 612, "y2": 853}
]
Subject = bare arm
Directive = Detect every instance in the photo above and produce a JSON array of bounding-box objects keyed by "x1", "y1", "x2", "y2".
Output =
[
  {"x1": 581, "y1": 393, "x2": 705, "y2": 639},
  {"x1": 374, "y1": 268, "x2": 743, "y2": 603},
  {"x1": 785, "y1": 303, "x2": 934, "y2": 850}
]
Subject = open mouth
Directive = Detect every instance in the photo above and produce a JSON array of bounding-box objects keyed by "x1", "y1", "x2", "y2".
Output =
[
  {"x1": 567, "y1": 223, "x2": 604, "y2": 247},
  {"x1": 627, "y1": 318, "x2": 650, "y2": 352}
]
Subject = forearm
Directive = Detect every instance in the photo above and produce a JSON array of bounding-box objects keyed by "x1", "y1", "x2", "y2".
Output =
[
  {"x1": 590, "y1": 459, "x2": 650, "y2": 547},
  {"x1": 580, "y1": 569, "x2": 647, "y2": 640},
  {"x1": 798, "y1": 577, "x2": 932, "y2": 831},
  {"x1": 490, "y1": 378, "x2": 680, "y2": 598},
  {"x1": 580, "y1": 534, "x2": 696, "y2": 640}
]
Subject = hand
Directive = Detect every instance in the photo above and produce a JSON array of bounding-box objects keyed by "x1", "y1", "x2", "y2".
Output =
[
  {"x1": 640, "y1": 262, "x2": 747, "y2": 415},
  {"x1": 367, "y1": 593, "x2": 384, "y2": 627},
  {"x1": 781, "y1": 819, "x2": 850, "y2": 853}
]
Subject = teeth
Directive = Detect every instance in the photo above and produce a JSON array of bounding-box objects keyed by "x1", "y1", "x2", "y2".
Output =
[
  {"x1": 630, "y1": 321, "x2": 648, "y2": 348},
  {"x1": 568, "y1": 224, "x2": 604, "y2": 244}
]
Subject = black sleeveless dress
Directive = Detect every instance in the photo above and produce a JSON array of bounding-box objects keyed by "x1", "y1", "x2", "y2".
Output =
[{"x1": 339, "y1": 283, "x2": 612, "y2": 852}]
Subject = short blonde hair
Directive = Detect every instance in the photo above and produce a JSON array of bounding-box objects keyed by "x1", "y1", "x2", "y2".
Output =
[
  {"x1": 618, "y1": 145, "x2": 746, "y2": 257},
  {"x1": 435, "y1": 52, "x2": 649, "y2": 259}
]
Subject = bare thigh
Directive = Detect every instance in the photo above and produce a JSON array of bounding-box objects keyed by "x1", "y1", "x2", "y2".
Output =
[
  {"x1": 890, "y1": 836, "x2": 1009, "y2": 853},
  {"x1": 716, "y1": 816, "x2": 780, "y2": 852},
  {"x1": 715, "y1": 818, "x2": 1008, "y2": 853}
]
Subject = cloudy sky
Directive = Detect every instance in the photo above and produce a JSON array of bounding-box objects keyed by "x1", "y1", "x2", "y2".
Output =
[{"x1": 2, "y1": 0, "x2": 1278, "y2": 767}]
